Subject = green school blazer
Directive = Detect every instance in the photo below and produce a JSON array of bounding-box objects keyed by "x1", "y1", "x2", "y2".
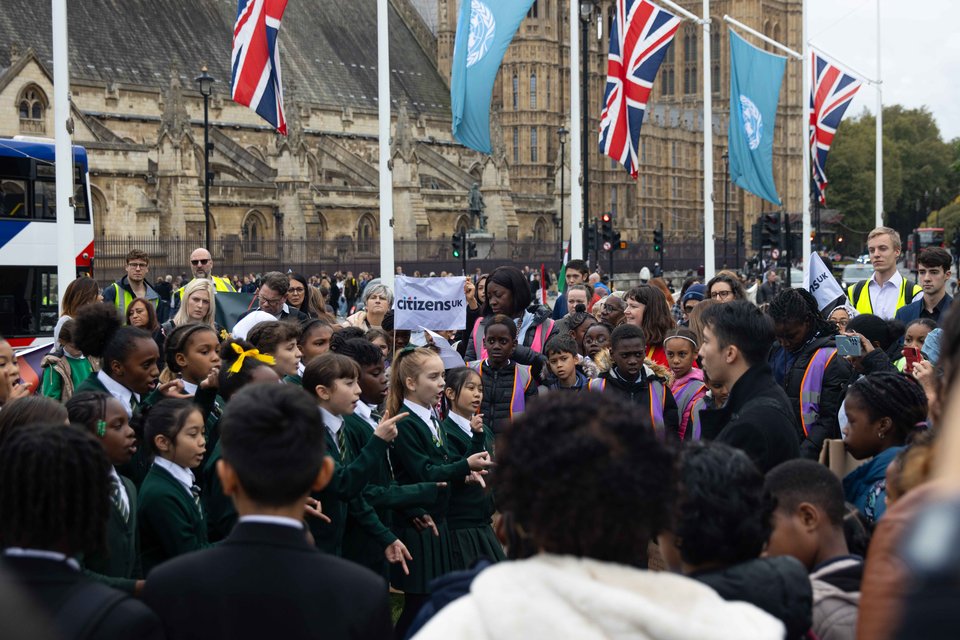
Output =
[
  {"x1": 80, "y1": 473, "x2": 142, "y2": 594},
  {"x1": 440, "y1": 418, "x2": 496, "y2": 529},
  {"x1": 308, "y1": 424, "x2": 389, "y2": 556},
  {"x1": 392, "y1": 411, "x2": 471, "y2": 488},
  {"x1": 341, "y1": 414, "x2": 439, "y2": 572},
  {"x1": 138, "y1": 463, "x2": 210, "y2": 575}
]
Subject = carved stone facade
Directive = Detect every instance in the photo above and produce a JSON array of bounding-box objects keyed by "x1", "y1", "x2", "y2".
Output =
[{"x1": 0, "y1": 0, "x2": 800, "y2": 264}]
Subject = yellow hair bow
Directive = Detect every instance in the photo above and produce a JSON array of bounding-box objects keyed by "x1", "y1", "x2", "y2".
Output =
[{"x1": 227, "y1": 343, "x2": 276, "y2": 374}]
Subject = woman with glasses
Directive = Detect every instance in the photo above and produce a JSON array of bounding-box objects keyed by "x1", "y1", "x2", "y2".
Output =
[
  {"x1": 286, "y1": 272, "x2": 326, "y2": 320},
  {"x1": 705, "y1": 271, "x2": 747, "y2": 303}
]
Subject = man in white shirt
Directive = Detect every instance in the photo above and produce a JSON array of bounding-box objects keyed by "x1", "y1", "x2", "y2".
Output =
[{"x1": 846, "y1": 226, "x2": 922, "y2": 320}]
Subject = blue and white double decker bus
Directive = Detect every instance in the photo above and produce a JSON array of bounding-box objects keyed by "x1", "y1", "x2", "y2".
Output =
[{"x1": 0, "y1": 137, "x2": 94, "y2": 348}]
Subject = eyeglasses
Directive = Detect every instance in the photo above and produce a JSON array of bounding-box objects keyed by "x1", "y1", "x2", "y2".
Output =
[
  {"x1": 191, "y1": 259, "x2": 210, "y2": 266},
  {"x1": 127, "y1": 262, "x2": 148, "y2": 270},
  {"x1": 259, "y1": 293, "x2": 283, "y2": 306},
  {"x1": 287, "y1": 287, "x2": 305, "y2": 294},
  {"x1": 710, "y1": 290, "x2": 733, "y2": 300}
]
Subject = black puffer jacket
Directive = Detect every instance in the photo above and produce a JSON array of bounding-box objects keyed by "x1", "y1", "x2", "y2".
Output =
[
  {"x1": 699, "y1": 364, "x2": 802, "y2": 473},
  {"x1": 465, "y1": 305, "x2": 553, "y2": 365},
  {"x1": 694, "y1": 556, "x2": 813, "y2": 640},
  {"x1": 473, "y1": 360, "x2": 538, "y2": 435},
  {"x1": 596, "y1": 365, "x2": 680, "y2": 441},
  {"x1": 769, "y1": 334, "x2": 853, "y2": 460}
]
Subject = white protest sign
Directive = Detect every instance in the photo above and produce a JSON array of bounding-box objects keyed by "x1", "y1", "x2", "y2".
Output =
[
  {"x1": 803, "y1": 252, "x2": 849, "y2": 311},
  {"x1": 394, "y1": 276, "x2": 467, "y2": 331},
  {"x1": 422, "y1": 328, "x2": 466, "y2": 369}
]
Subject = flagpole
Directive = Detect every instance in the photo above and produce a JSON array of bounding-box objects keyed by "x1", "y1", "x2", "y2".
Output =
[
  {"x1": 875, "y1": 0, "x2": 883, "y2": 228},
  {"x1": 377, "y1": 0, "x2": 395, "y2": 287},
  {"x1": 569, "y1": 0, "x2": 583, "y2": 260},
  {"x1": 52, "y1": 0, "x2": 75, "y2": 304},
  {"x1": 801, "y1": 0, "x2": 812, "y2": 278},
  {"x1": 701, "y1": 0, "x2": 715, "y2": 279}
]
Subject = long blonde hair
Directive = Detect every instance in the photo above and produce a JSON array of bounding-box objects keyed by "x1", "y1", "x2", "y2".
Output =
[
  {"x1": 173, "y1": 279, "x2": 216, "y2": 328},
  {"x1": 386, "y1": 347, "x2": 442, "y2": 417}
]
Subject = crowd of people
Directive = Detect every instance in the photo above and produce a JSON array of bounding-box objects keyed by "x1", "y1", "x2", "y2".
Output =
[{"x1": 1, "y1": 224, "x2": 959, "y2": 639}]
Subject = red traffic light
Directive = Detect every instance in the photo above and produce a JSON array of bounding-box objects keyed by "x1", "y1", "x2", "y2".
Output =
[{"x1": 601, "y1": 213, "x2": 612, "y2": 223}]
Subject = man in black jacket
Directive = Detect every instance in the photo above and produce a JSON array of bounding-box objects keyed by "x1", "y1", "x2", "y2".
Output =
[
  {"x1": 143, "y1": 383, "x2": 392, "y2": 640},
  {"x1": 697, "y1": 301, "x2": 802, "y2": 472},
  {"x1": 238, "y1": 271, "x2": 309, "y2": 324}
]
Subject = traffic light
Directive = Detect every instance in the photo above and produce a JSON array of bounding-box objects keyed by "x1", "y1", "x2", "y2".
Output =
[
  {"x1": 653, "y1": 227, "x2": 663, "y2": 253},
  {"x1": 586, "y1": 222, "x2": 598, "y2": 250},
  {"x1": 451, "y1": 231, "x2": 463, "y2": 258},
  {"x1": 600, "y1": 213, "x2": 613, "y2": 245},
  {"x1": 612, "y1": 230, "x2": 623, "y2": 251},
  {"x1": 467, "y1": 240, "x2": 478, "y2": 258},
  {"x1": 760, "y1": 213, "x2": 780, "y2": 249}
]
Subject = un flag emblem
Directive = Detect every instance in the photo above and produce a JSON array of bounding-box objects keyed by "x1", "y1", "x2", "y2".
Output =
[
  {"x1": 467, "y1": 0, "x2": 496, "y2": 68},
  {"x1": 739, "y1": 95, "x2": 764, "y2": 151}
]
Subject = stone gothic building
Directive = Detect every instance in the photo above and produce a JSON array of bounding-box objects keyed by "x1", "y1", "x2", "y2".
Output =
[{"x1": 0, "y1": 0, "x2": 800, "y2": 274}]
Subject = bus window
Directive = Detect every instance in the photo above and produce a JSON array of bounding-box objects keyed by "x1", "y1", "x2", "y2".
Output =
[
  {"x1": 34, "y1": 180, "x2": 57, "y2": 220},
  {"x1": 0, "y1": 267, "x2": 58, "y2": 337},
  {"x1": 0, "y1": 179, "x2": 27, "y2": 218},
  {"x1": 74, "y1": 165, "x2": 89, "y2": 222}
]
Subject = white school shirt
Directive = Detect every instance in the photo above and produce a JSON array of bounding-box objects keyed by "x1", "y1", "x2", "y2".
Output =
[
  {"x1": 153, "y1": 456, "x2": 197, "y2": 499},
  {"x1": 867, "y1": 270, "x2": 922, "y2": 320},
  {"x1": 238, "y1": 515, "x2": 303, "y2": 530},
  {"x1": 319, "y1": 407, "x2": 345, "y2": 453},
  {"x1": 4, "y1": 548, "x2": 80, "y2": 571},
  {"x1": 97, "y1": 370, "x2": 139, "y2": 417},
  {"x1": 404, "y1": 401, "x2": 441, "y2": 441},
  {"x1": 447, "y1": 412, "x2": 474, "y2": 438},
  {"x1": 353, "y1": 401, "x2": 379, "y2": 430},
  {"x1": 109, "y1": 466, "x2": 130, "y2": 515}
]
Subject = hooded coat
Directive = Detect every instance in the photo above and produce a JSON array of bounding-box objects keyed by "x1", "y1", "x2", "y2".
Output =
[{"x1": 412, "y1": 554, "x2": 784, "y2": 640}]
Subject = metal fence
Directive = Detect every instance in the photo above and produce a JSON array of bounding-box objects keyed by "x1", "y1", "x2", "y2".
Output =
[{"x1": 93, "y1": 236, "x2": 744, "y2": 284}]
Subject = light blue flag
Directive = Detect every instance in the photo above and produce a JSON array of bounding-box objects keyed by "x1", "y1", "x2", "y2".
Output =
[
  {"x1": 728, "y1": 29, "x2": 786, "y2": 206},
  {"x1": 451, "y1": 0, "x2": 535, "y2": 154}
]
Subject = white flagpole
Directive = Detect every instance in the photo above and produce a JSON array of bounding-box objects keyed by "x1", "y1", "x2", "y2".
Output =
[
  {"x1": 701, "y1": 0, "x2": 715, "y2": 279},
  {"x1": 377, "y1": 0, "x2": 395, "y2": 287},
  {"x1": 801, "y1": 0, "x2": 812, "y2": 279},
  {"x1": 875, "y1": 0, "x2": 883, "y2": 228},
  {"x1": 569, "y1": 0, "x2": 583, "y2": 260},
  {"x1": 52, "y1": 0, "x2": 75, "y2": 303}
]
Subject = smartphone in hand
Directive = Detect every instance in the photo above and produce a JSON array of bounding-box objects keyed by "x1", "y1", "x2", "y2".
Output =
[
  {"x1": 902, "y1": 346, "x2": 923, "y2": 371},
  {"x1": 835, "y1": 334, "x2": 862, "y2": 357}
]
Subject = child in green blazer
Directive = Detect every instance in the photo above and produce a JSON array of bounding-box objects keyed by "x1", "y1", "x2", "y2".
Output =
[
  {"x1": 386, "y1": 347, "x2": 494, "y2": 638},
  {"x1": 440, "y1": 367, "x2": 505, "y2": 570},
  {"x1": 39, "y1": 320, "x2": 97, "y2": 402},
  {"x1": 72, "y1": 303, "x2": 192, "y2": 488},
  {"x1": 138, "y1": 398, "x2": 211, "y2": 575},
  {"x1": 335, "y1": 338, "x2": 443, "y2": 578},
  {"x1": 66, "y1": 391, "x2": 144, "y2": 595},
  {"x1": 303, "y1": 353, "x2": 410, "y2": 567}
]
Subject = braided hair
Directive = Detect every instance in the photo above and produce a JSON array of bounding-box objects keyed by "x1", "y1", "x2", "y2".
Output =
[
  {"x1": 768, "y1": 288, "x2": 837, "y2": 337},
  {"x1": 65, "y1": 391, "x2": 112, "y2": 434},
  {"x1": 0, "y1": 423, "x2": 111, "y2": 555},
  {"x1": 846, "y1": 372, "x2": 928, "y2": 444},
  {"x1": 163, "y1": 322, "x2": 219, "y2": 375}
]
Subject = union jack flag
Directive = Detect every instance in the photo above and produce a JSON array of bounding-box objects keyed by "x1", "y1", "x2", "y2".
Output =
[
  {"x1": 810, "y1": 52, "x2": 862, "y2": 204},
  {"x1": 599, "y1": 0, "x2": 681, "y2": 178},
  {"x1": 231, "y1": 0, "x2": 289, "y2": 134}
]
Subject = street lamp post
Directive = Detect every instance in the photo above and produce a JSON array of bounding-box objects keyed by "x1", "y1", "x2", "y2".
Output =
[
  {"x1": 722, "y1": 151, "x2": 729, "y2": 269},
  {"x1": 579, "y1": 0, "x2": 597, "y2": 265},
  {"x1": 557, "y1": 126, "x2": 568, "y2": 262},
  {"x1": 195, "y1": 66, "x2": 215, "y2": 251}
]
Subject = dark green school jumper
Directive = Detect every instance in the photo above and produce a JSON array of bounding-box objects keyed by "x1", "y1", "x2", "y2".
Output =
[
  {"x1": 138, "y1": 463, "x2": 211, "y2": 575},
  {"x1": 308, "y1": 420, "x2": 395, "y2": 557},
  {"x1": 200, "y1": 440, "x2": 236, "y2": 543},
  {"x1": 390, "y1": 406, "x2": 472, "y2": 594},
  {"x1": 80, "y1": 473, "x2": 142, "y2": 594},
  {"x1": 440, "y1": 417, "x2": 505, "y2": 570},
  {"x1": 340, "y1": 413, "x2": 440, "y2": 577}
]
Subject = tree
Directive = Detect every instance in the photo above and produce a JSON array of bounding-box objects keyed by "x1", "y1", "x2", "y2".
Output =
[{"x1": 825, "y1": 105, "x2": 958, "y2": 249}]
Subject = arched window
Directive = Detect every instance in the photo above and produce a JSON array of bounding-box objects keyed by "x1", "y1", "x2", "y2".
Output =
[
  {"x1": 17, "y1": 85, "x2": 47, "y2": 134},
  {"x1": 533, "y1": 217, "x2": 550, "y2": 243},
  {"x1": 530, "y1": 73, "x2": 537, "y2": 110},
  {"x1": 242, "y1": 210, "x2": 267, "y2": 254},
  {"x1": 357, "y1": 214, "x2": 377, "y2": 252},
  {"x1": 530, "y1": 127, "x2": 538, "y2": 162},
  {"x1": 512, "y1": 74, "x2": 519, "y2": 110},
  {"x1": 455, "y1": 215, "x2": 470, "y2": 235},
  {"x1": 527, "y1": 0, "x2": 538, "y2": 19}
]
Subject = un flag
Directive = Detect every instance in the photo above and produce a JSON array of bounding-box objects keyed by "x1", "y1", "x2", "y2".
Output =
[
  {"x1": 451, "y1": 0, "x2": 535, "y2": 154},
  {"x1": 728, "y1": 29, "x2": 786, "y2": 206}
]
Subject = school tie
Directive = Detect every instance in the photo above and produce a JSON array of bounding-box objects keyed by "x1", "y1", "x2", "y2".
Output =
[
  {"x1": 128, "y1": 394, "x2": 139, "y2": 415},
  {"x1": 111, "y1": 476, "x2": 129, "y2": 522},
  {"x1": 190, "y1": 484, "x2": 202, "y2": 514},
  {"x1": 337, "y1": 428, "x2": 347, "y2": 458},
  {"x1": 370, "y1": 407, "x2": 383, "y2": 425},
  {"x1": 430, "y1": 416, "x2": 444, "y2": 447}
]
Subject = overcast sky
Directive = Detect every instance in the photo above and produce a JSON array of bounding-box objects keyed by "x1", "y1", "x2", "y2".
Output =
[{"x1": 808, "y1": 0, "x2": 959, "y2": 141}]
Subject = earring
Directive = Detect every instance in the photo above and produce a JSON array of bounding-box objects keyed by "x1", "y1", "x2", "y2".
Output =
[
  {"x1": 96, "y1": 420, "x2": 107, "y2": 438},
  {"x1": 878, "y1": 431, "x2": 885, "y2": 440}
]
